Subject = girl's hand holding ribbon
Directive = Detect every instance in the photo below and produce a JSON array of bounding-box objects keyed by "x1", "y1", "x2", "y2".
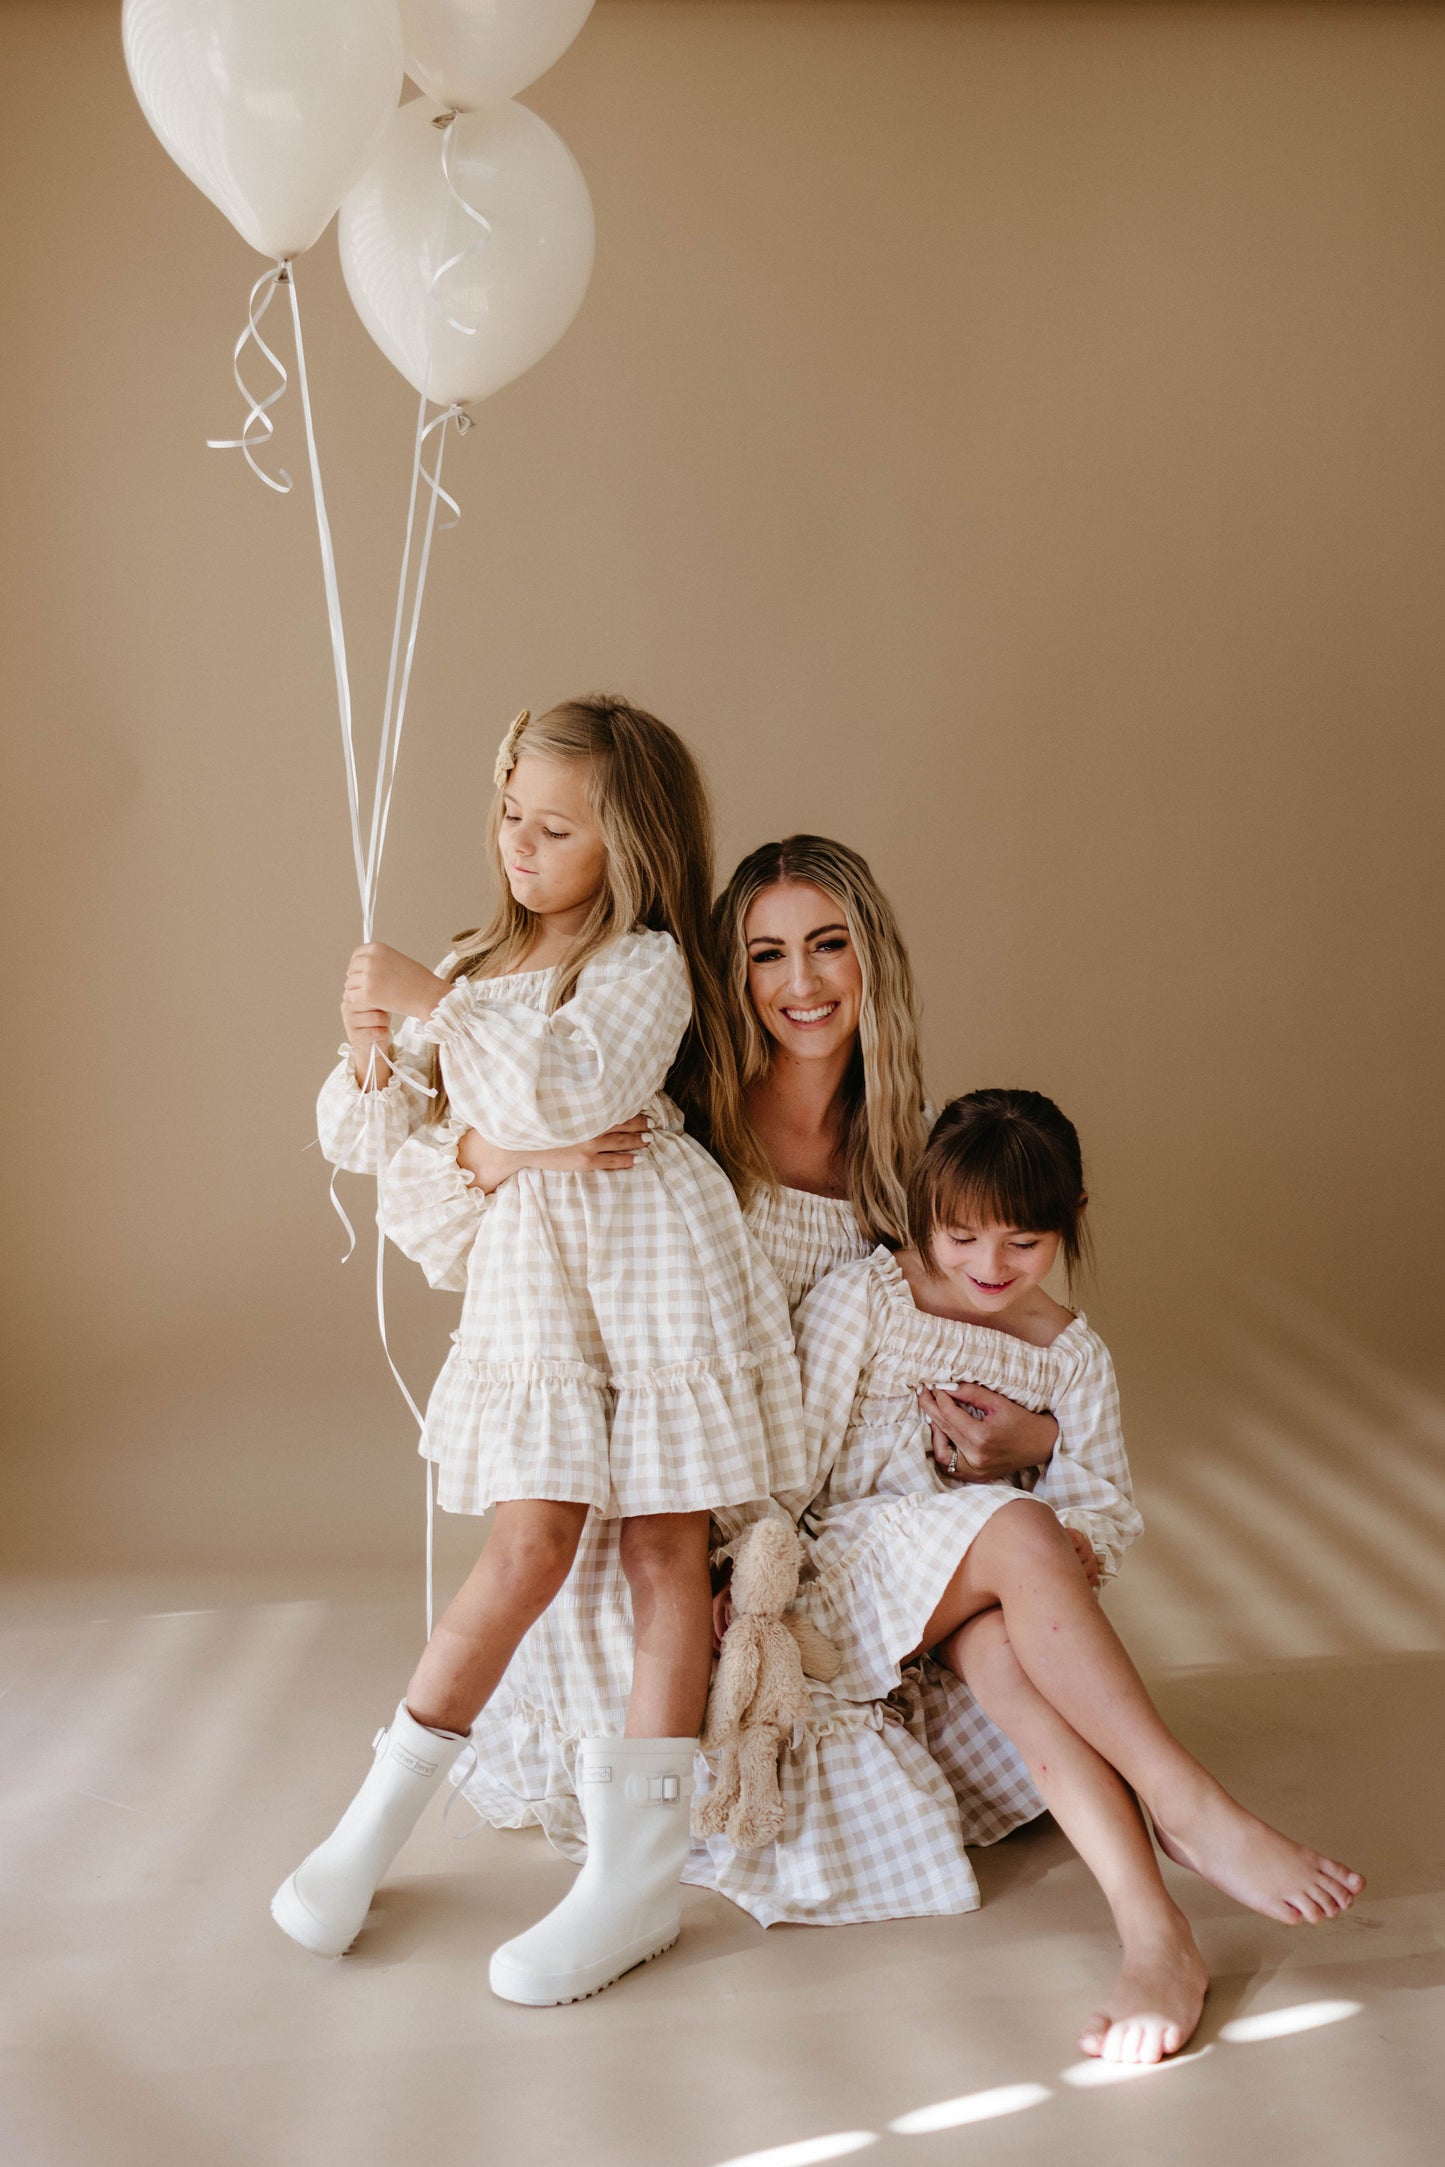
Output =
[{"x1": 345, "y1": 942, "x2": 450, "y2": 1021}]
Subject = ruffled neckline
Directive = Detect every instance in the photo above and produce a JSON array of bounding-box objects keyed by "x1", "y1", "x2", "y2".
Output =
[
  {"x1": 866, "y1": 1246, "x2": 1088, "y2": 1384},
  {"x1": 751, "y1": 1183, "x2": 860, "y2": 1227}
]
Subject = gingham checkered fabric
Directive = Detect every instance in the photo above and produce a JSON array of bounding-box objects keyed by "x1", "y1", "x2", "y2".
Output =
[
  {"x1": 786, "y1": 1248, "x2": 1142, "y2": 1702},
  {"x1": 460, "y1": 1223, "x2": 1143, "y2": 1926},
  {"x1": 460, "y1": 1183, "x2": 873, "y2": 1849},
  {"x1": 319, "y1": 930, "x2": 807, "y2": 1518}
]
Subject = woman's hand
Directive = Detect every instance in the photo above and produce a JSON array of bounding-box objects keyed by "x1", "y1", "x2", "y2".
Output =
[
  {"x1": 922, "y1": 1384, "x2": 1058, "y2": 1482},
  {"x1": 1064, "y1": 1525, "x2": 1103, "y2": 1588},
  {"x1": 455, "y1": 1116, "x2": 652, "y2": 1195},
  {"x1": 344, "y1": 943, "x2": 449, "y2": 1023}
]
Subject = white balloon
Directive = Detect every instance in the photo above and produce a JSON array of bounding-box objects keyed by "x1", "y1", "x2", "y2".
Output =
[
  {"x1": 400, "y1": 0, "x2": 594, "y2": 110},
  {"x1": 122, "y1": 0, "x2": 405, "y2": 260},
  {"x1": 339, "y1": 98, "x2": 595, "y2": 407}
]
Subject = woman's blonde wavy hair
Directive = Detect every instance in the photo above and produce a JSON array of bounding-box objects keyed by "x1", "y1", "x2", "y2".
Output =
[
  {"x1": 427, "y1": 696, "x2": 765, "y2": 1195},
  {"x1": 712, "y1": 835, "x2": 929, "y2": 1245}
]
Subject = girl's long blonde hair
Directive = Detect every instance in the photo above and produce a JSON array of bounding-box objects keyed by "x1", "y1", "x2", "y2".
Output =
[
  {"x1": 428, "y1": 696, "x2": 764, "y2": 1194},
  {"x1": 713, "y1": 835, "x2": 929, "y2": 1245}
]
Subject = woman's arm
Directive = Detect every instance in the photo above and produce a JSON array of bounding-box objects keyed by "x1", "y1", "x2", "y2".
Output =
[{"x1": 455, "y1": 1117, "x2": 652, "y2": 1192}]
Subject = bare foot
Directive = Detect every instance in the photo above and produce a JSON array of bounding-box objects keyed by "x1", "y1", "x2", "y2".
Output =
[
  {"x1": 1152, "y1": 1783, "x2": 1363, "y2": 1925},
  {"x1": 1078, "y1": 1918, "x2": 1209, "y2": 2065}
]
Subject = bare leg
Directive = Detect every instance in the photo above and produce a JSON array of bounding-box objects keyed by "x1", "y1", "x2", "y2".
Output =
[
  {"x1": 406, "y1": 1499, "x2": 589, "y2": 1733},
  {"x1": 619, "y1": 1510, "x2": 713, "y2": 1737},
  {"x1": 943, "y1": 1611, "x2": 1207, "y2": 2064},
  {"x1": 924, "y1": 1501, "x2": 1363, "y2": 1926}
]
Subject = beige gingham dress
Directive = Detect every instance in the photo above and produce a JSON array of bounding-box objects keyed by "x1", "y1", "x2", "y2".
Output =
[
  {"x1": 317, "y1": 928, "x2": 805, "y2": 1518},
  {"x1": 683, "y1": 1249, "x2": 1141, "y2": 1925}
]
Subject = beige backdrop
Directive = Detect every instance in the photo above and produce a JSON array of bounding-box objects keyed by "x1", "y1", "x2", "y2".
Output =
[{"x1": 3, "y1": 1, "x2": 1442, "y2": 1670}]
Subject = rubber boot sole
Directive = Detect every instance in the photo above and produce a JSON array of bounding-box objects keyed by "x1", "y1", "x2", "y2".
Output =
[{"x1": 488, "y1": 1925, "x2": 680, "y2": 2007}]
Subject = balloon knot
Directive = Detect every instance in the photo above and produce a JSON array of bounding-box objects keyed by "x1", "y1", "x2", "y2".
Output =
[
  {"x1": 452, "y1": 407, "x2": 474, "y2": 435},
  {"x1": 431, "y1": 110, "x2": 459, "y2": 130}
]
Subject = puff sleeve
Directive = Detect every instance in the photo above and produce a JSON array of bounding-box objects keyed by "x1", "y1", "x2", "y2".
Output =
[
  {"x1": 315, "y1": 1037, "x2": 432, "y2": 1175},
  {"x1": 376, "y1": 1119, "x2": 493, "y2": 1292},
  {"x1": 414, "y1": 930, "x2": 690, "y2": 1151},
  {"x1": 1032, "y1": 1334, "x2": 1143, "y2": 1584}
]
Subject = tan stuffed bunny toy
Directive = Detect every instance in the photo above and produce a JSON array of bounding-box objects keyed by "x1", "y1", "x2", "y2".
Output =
[{"x1": 693, "y1": 1516, "x2": 841, "y2": 1853}]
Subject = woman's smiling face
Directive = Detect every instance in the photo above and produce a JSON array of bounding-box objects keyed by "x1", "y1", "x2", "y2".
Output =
[{"x1": 743, "y1": 879, "x2": 864, "y2": 1064}]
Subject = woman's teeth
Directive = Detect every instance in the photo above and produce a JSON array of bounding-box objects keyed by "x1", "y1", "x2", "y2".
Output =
[{"x1": 781, "y1": 1002, "x2": 838, "y2": 1024}]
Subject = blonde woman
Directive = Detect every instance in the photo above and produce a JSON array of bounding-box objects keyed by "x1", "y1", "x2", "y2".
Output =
[
  {"x1": 272, "y1": 699, "x2": 805, "y2": 2007},
  {"x1": 403, "y1": 838, "x2": 1054, "y2": 1862}
]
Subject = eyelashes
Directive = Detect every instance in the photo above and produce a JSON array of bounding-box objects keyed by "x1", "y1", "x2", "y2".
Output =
[
  {"x1": 501, "y1": 812, "x2": 570, "y2": 841},
  {"x1": 747, "y1": 940, "x2": 849, "y2": 965}
]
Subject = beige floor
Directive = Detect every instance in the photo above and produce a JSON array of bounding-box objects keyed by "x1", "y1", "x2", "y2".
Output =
[{"x1": 1, "y1": 1569, "x2": 1441, "y2": 2167}]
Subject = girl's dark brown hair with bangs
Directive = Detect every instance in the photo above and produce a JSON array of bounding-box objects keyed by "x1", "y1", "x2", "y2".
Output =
[{"x1": 908, "y1": 1088, "x2": 1093, "y2": 1290}]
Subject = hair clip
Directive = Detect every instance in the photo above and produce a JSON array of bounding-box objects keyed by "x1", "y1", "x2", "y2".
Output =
[{"x1": 493, "y1": 708, "x2": 530, "y2": 789}]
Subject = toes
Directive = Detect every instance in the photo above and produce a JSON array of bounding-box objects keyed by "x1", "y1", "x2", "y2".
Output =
[
  {"x1": 1139, "y1": 2024, "x2": 1168, "y2": 2066},
  {"x1": 1079, "y1": 2013, "x2": 1109, "y2": 2059},
  {"x1": 1161, "y1": 2022, "x2": 1184, "y2": 2058}
]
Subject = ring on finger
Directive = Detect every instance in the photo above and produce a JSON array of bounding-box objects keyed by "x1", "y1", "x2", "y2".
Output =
[{"x1": 947, "y1": 1444, "x2": 959, "y2": 1478}]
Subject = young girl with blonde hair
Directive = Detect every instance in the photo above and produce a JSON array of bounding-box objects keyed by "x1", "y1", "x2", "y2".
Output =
[{"x1": 272, "y1": 697, "x2": 806, "y2": 2005}]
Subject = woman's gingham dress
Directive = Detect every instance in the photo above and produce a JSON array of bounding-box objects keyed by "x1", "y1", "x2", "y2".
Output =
[
  {"x1": 686, "y1": 1249, "x2": 1142, "y2": 1923},
  {"x1": 317, "y1": 928, "x2": 805, "y2": 1518}
]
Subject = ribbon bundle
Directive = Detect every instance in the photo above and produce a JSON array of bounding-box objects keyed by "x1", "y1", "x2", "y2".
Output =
[{"x1": 123, "y1": 1, "x2": 601, "y2": 1630}]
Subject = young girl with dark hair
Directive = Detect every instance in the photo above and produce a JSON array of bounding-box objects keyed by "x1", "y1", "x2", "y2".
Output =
[{"x1": 706, "y1": 1088, "x2": 1364, "y2": 2064}]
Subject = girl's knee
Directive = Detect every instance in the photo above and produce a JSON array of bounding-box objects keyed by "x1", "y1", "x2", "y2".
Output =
[
  {"x1": 990, "y1": 1497, "x2": 1074, "y2": 1566},
  {"x1": 484, "y1": 1506, "x2": 583, "y2": 1603},
  {"x1": 619, "y1": 1510, "x2": 710, "y2": 1586}
]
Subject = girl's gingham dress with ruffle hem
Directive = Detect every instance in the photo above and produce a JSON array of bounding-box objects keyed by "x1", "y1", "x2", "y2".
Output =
[
  {"x1": 684, "y1": 1249, "x2": 1142, "y2": 1924},
  {"x1": 316, "y1": 927, "x2": 806, "y2": 1519},
  {"x1": 452, "y1": 1185, "x2": 874, "y2": 1842}
]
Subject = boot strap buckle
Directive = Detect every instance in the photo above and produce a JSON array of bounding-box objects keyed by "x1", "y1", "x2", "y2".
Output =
[{"x1": 626, "y1": 1772, "x2": 681, "y2": 1805}]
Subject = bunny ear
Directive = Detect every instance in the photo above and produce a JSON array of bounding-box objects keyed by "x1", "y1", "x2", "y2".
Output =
[{"x1": 493, "y1": 708, "x2": 531, "y2": 788}]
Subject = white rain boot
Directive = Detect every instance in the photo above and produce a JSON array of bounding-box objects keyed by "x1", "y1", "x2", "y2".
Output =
[
  {"x1": 271, "y1": 1702, "x2": 468, "y2": 1957},
  {"x1": 488, "y1": 1736, "x2": 696, "y2": 2006}
]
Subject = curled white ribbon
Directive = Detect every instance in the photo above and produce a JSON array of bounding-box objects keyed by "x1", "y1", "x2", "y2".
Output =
[
  {"x1": 207, "y1": 263, "x2": 293, "y2": 493},
  {"x1": 434, "y1": 112, "x2": 494, "y2": 341}
]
